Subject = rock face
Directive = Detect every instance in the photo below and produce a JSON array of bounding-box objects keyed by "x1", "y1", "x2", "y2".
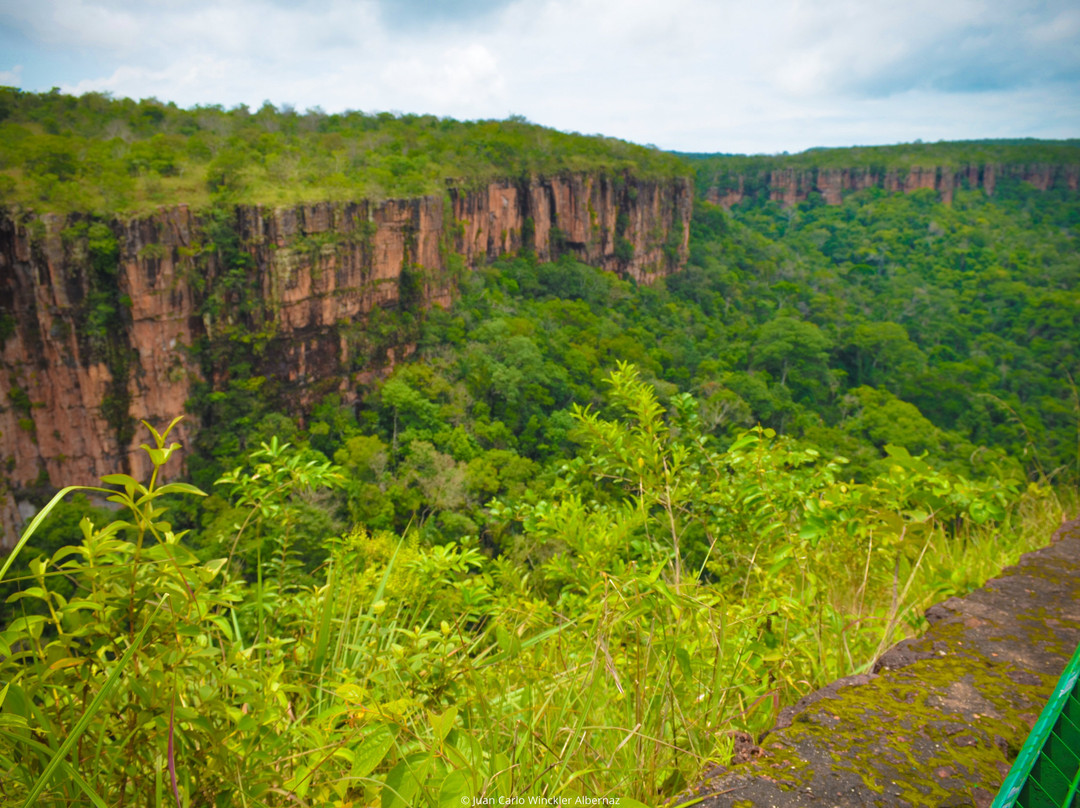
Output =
[
  {"x1": 0, "y1": 174, "x2": 692, "y2": 545},
  {"x1": 704, "y1": 163, "x2": 1080, "y2": 208},
  {"x1": 452, "y1": 175, "x2": 687, "y2": 284}
]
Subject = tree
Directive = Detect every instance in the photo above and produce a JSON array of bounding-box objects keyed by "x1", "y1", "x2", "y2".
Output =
[
  {"x1": 847, "y1": 321, "x2": 926, "y2": 391},
  {"x1": 751, "y1": 316, "x2": 833, "y2": 400}
]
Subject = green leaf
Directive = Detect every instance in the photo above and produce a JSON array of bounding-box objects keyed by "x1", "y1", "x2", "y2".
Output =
[
  {"x1": 353, "y1": 724, "x2": 396, "y2": 779},
  {"x1": 336, "y1": 683, "x2": 366, "y2": 704},
  {"x1": 9, "y1": 615, "x2": 47, "y2": 638},
  {"x1": 674, "y1": 647, "x2": 693, "y2": 681},
  {"x1": 143, "y1": 446, "x2": 169, "y2": 467},
  {"x1": 0, "y1": 485, "x2": 106, "y2": 585},
  {"x1": 283, "y1": 764, "x2": 312, "y2": 800},
  {"x1": 430, "y1": 704, "x2": 458, "y2": 744},
  {"x1": 312, "y1": 561, "x2": 335, "y2": 672},
  {"x1": 495, "y1": 624, "x2": 520, "y2": 658},
  {"x1": 47, "y1": 657, "x2": 85, "y2": 672},
  {"x1": 5, "y1": 587, "x2": 50, "y2": 604},
  {"x1": 0, "y1": 729, "x2": 108, "y2": 808},
  {"x1": 153, "y1": 482, "x2": 207, "y2": 497},
  {"x1": 491, "y1": 752, "x2": 512, "y2": 800},
  {"x1": 437, "y1": 770, "x2": 471, "y2": 808},
  {"x1": 768, "y1": 551, "x2": 794, "y2": 577},
  {"x1": 203, "y1": 558, "x2": 228, "y2": 578},
  {"x1": 382, "y1": 753, "x2": 432, "y2": 808},
  {"x1": 142, "y1": 421, "x2": 165, "y2": 447},
  {"x1": 101, "y1": 473, "x2": 143, "y2": 492}
]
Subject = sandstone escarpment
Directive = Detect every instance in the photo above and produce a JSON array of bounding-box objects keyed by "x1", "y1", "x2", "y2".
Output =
[
  {"x1": 0, "y1": 174, "x2": 692, "y2": 545},
  {"x1": 704, "y1": 162, "x2": 1080, "y2": 208},
  {"x1": 453, "y1": 175, "x2": 686, "y2": 283}
]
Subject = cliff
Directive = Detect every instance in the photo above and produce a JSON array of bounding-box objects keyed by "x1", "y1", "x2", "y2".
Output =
[
  {"x1": 704, "y1": 162, "x2": 1080, "y2": 208},
  {"x1": 0, "y1": 173, "x2": 692, "y2": 546}
]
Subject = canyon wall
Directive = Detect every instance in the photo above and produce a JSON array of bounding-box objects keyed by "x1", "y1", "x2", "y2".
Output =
[
  {"x1": 704, "y1": 162, "x2": 1080, "y2": 208},
  {"x1": 0, "y1": 174, "x2": 693, "y2": 546}
]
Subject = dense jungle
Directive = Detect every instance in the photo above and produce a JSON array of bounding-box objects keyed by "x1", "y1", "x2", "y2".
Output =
[{"x1": 0, "y1": 89, "x2": 1078, "y2": 807}]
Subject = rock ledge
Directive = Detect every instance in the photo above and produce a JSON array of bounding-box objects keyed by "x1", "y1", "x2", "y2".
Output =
[{"x1": 688, "y1": 519, "x2": 1080, "y2": 808}]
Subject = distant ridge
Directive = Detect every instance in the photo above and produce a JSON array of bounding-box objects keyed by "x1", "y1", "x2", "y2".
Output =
[{"x1": 688, "y1": 139, "x2": 1080, "y2": 208}]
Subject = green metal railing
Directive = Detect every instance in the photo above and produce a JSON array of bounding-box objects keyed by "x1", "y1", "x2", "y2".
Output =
[{"x1": 993, "y1": 642, "x2": 1080, "y2": 807}]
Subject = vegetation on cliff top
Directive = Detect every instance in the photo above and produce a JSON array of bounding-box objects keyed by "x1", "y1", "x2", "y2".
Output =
[
  {"x1": 165, "y1": 176, "x2": 1080, "y2": 541},
  {"x1": 0, "y1": 87, "x2": 688, "y2": 215},
  {"x1": 5, "y1": 87, "x2": 1079, "y2": 219},
  {"x1": 686, "y1": 138, "x2": 1080, "y2": 193}
]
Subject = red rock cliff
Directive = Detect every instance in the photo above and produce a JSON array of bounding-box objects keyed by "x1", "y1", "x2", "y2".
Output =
[
  {"x1": 704, "y1": 163, "x2": 1080, "y2": 208},
  {"x1": 0, "y1": 174, "x2": 692, "y2": 545}
]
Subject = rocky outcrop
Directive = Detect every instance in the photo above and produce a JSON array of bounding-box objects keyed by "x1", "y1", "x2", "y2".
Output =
[
  {"x1": 452, "y1": 175, "x2": 687, "y2": 284},
  {"x1": 685, "y1": 519, "x2": 1080, "y2": 807},
  {"x1": 0, "y1": 174, "x2": 692, "y2": 546},
  {"x1": 704, "y1": 163, "x2": 1080, "y2": 208}
]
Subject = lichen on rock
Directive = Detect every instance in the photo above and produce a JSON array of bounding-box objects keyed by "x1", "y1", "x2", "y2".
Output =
[{"x1": 687, "y1": 519, "x2": 1080, "y2": 807}]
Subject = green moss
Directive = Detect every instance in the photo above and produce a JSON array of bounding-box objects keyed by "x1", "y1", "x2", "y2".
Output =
[
  {"x1": 746, "y1": 739, "x2": 814, "y2": 787},
  {"x1": 869, "y1": 671, "x2": 1022, "y2": 790},
  {"x1": 137, "y1": 242, "x2": 168, "y2": 260},
  {"x1": 56, "y1": 218, "x2": 135, "y2": 450},
  {"x1": 7, "y1": 383, "x2": 32, "y2": 416},
  {"x1": 724, "y1": 612, "x2": 1058, "y2": 802},
  {"x1": 0, "y1": 312, "x2": 15, "y2": 344}
]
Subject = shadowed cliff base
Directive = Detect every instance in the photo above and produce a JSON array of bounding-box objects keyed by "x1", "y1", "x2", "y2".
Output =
[{"x1": 686, "y1": 518, "x2": 1080, "y2": 808}]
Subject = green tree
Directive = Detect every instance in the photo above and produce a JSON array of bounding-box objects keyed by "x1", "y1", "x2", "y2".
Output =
[{"x1": 751, "y1": 316, "x2": 834, "y2": 401}]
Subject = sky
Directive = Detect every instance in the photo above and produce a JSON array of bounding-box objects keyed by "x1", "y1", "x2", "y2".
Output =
[{"x1": 0, "y1": 0, "x2": 1077, "y2": 154}]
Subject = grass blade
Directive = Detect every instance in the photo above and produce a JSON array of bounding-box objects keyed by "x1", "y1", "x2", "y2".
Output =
[
  {"x1": 312, "y1": 556, "x2": 334, "y2": 672},
  {"x1": 0, "y1": 485, "x2": 107, "y2": 585},
  {"x1": 169, "y1": 686, "x2": 181, "y2": 808}
]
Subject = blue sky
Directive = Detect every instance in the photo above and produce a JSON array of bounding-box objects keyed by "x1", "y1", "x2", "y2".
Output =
[{"x1": 0, "y1": 0, "x2": 1077, "y2": 153}]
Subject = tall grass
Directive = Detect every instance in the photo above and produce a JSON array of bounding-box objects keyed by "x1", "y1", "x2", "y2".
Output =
[{"x1": 0, "y1": 419, "x2": 1069, "y2": 806}]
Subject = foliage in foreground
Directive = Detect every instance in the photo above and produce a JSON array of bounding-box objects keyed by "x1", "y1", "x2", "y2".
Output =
[{"x1": 0, "y1": 370, "x2": 1062, "y2": 807}]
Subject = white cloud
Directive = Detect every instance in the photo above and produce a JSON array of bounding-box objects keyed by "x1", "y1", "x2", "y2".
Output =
[
  {"x1": 61, "y1": 55, "x2": 232, "y2": 102},
  {"x1": 2, "y1": 0, "x2": 1077, "y2": 152},
  {"x1": 1025, "y1": 7, "x2": 1080, "y2": 44},
  {"x1": 378, "y1": 44, "x2": 505, "y2": 115},
  {"x1": 0, "y1": 64, "x2": 22, "y2": 85}
]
